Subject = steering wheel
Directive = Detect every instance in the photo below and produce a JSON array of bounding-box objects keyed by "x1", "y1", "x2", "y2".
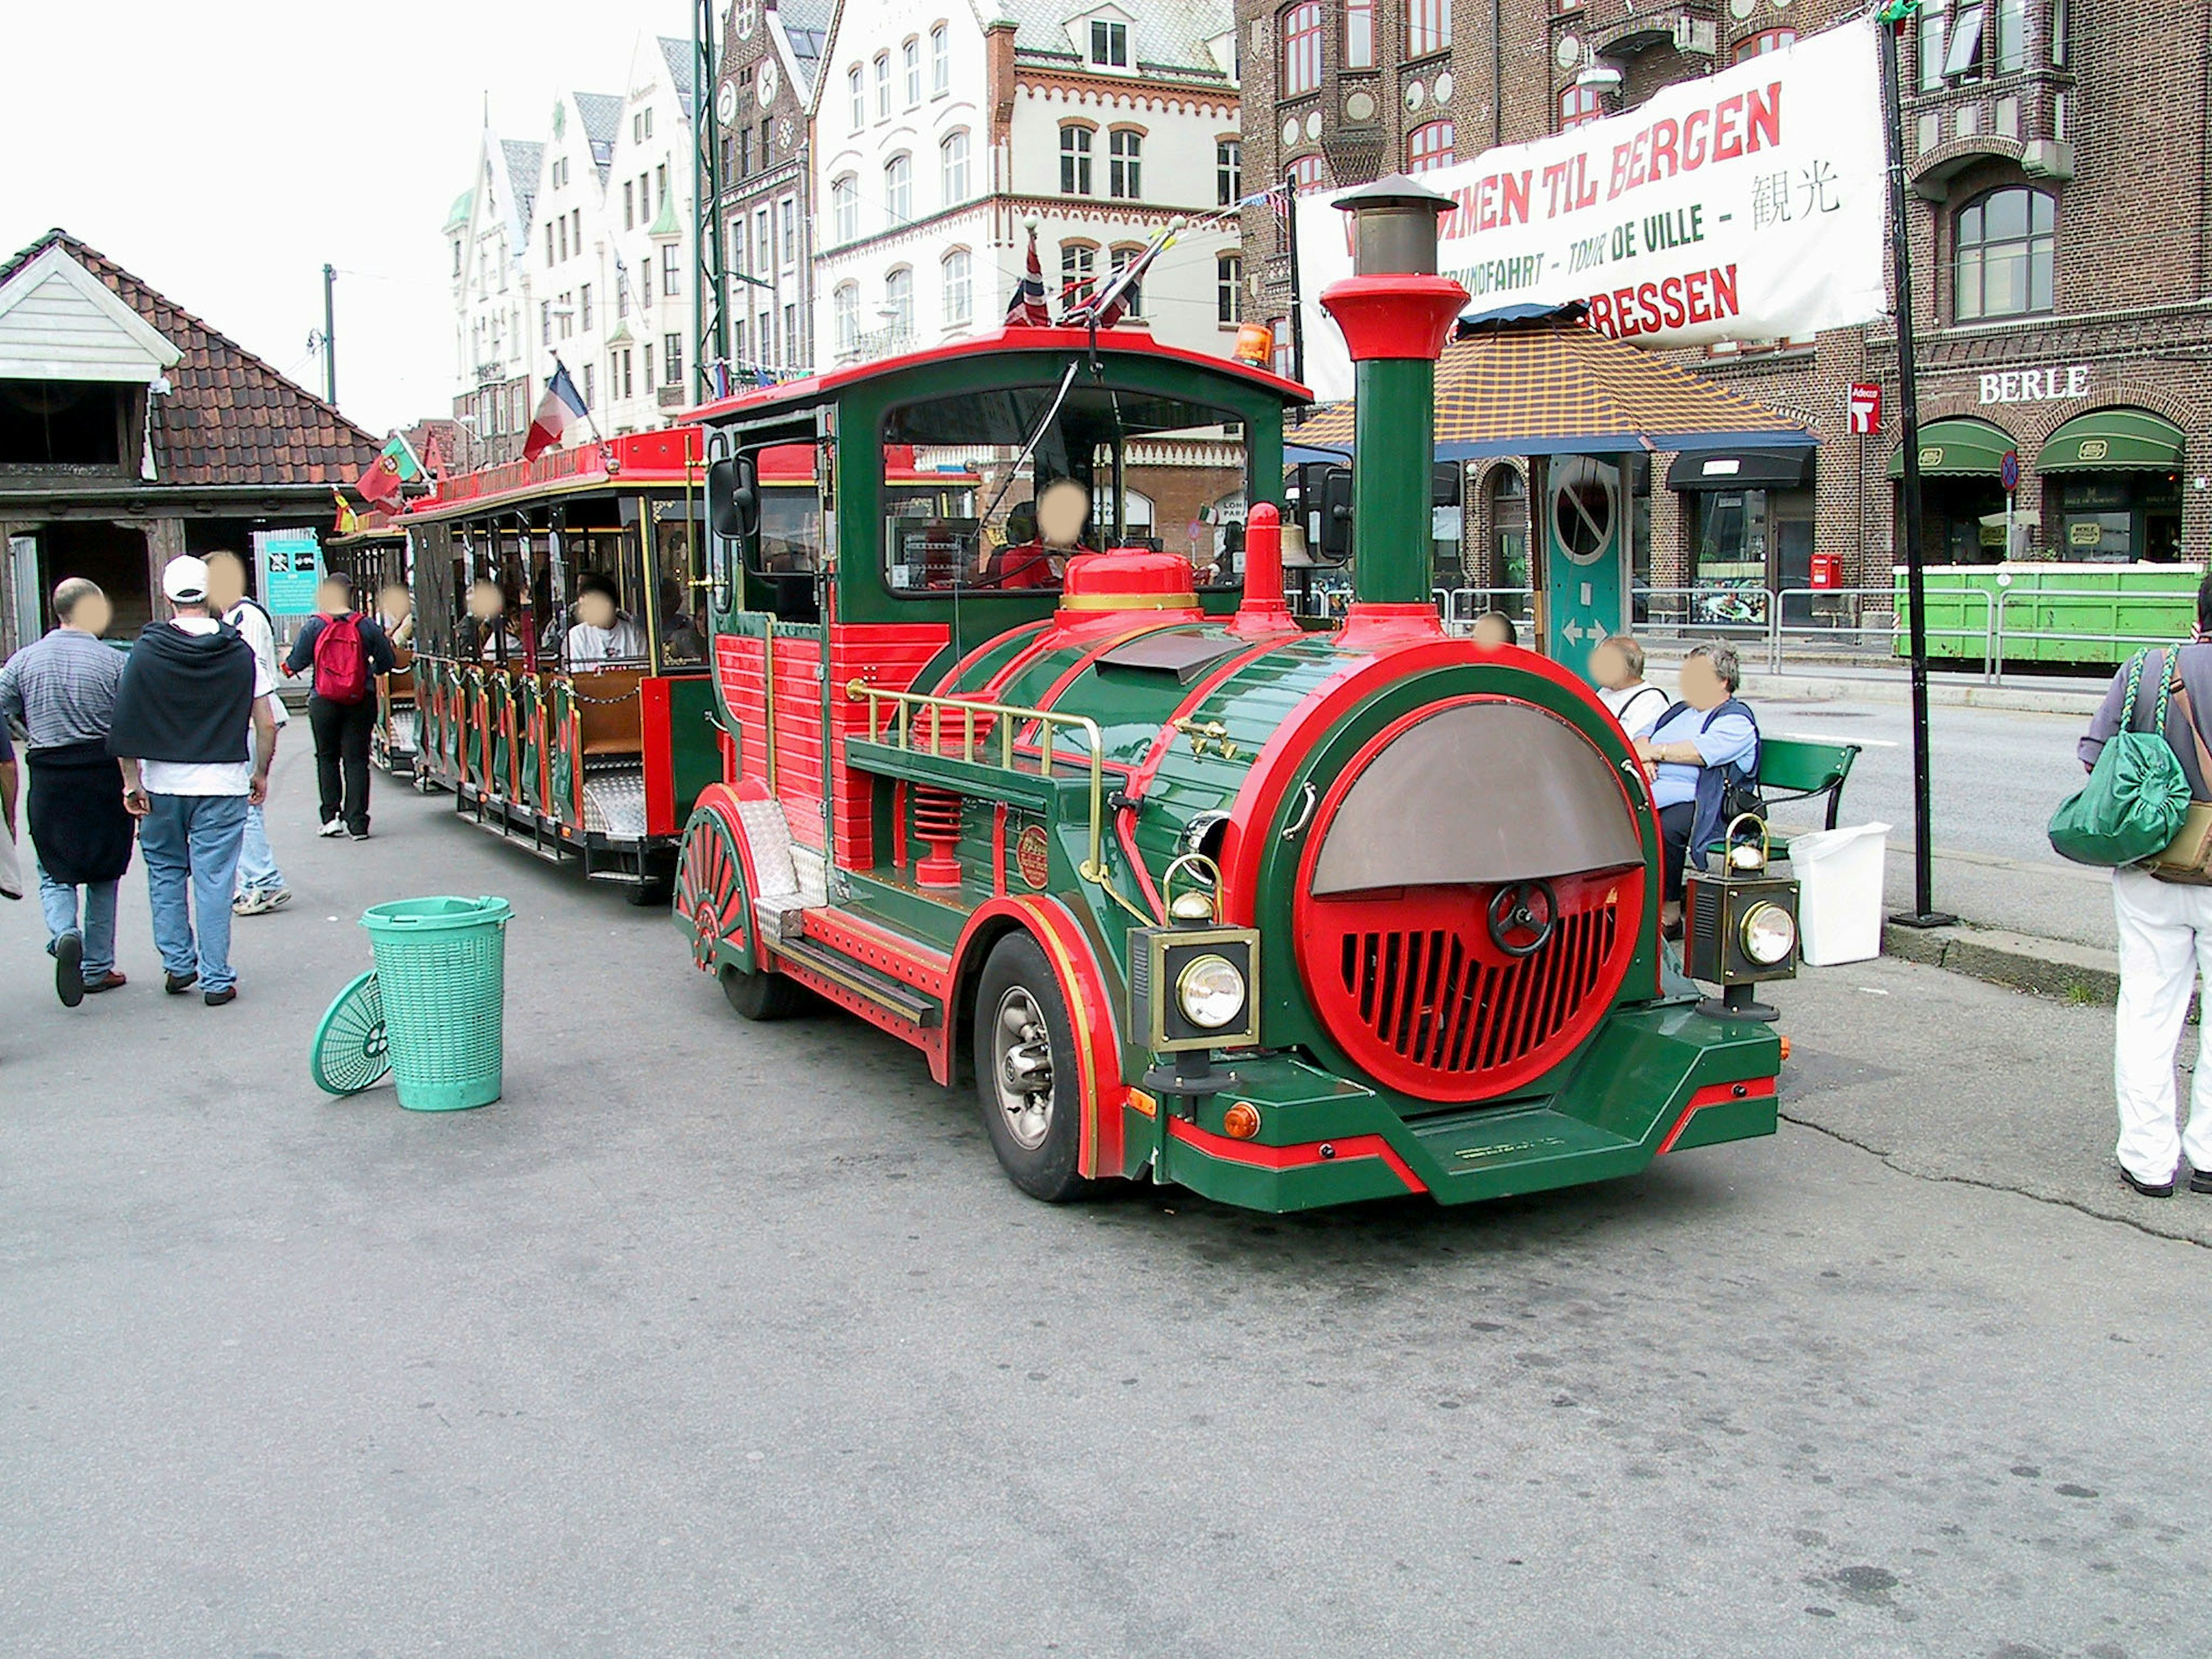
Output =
[{"x1": 1487, "y1": 880, "x2": 1559, "y2": 959}]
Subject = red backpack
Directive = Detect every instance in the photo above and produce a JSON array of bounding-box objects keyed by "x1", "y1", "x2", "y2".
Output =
[{"x1": 312, "y1": 612, "x2": 371, "y2": 704}]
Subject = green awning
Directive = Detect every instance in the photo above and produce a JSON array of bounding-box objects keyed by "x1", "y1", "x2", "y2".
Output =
[
  {"x1": 1886, "y1": 416, "x2": 2014, "y2": 479},
  {"x1": 2036, "y1": 407, "x2": 2186, "y2": 473}
]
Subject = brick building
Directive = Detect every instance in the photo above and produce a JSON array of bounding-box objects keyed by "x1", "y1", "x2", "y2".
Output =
[
  {"x1": 713, "y1": 0, "x2": 830, "y2": 380},
  {"x1": 0, "y1": 231, "x2": 380, "y2": 657},
  {"x1": 1236, "y1": 0, "x2": 2212, "y2": 605}
]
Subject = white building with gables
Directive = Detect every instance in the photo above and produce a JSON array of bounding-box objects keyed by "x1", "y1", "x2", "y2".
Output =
[{"x1": 810, "y1": 0, "x2": 1242, "y2": 366}]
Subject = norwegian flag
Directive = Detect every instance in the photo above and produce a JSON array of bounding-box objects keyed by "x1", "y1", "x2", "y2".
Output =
[{"x1": 1005, "y1": 222, "x2": 1052, "y2": 327}]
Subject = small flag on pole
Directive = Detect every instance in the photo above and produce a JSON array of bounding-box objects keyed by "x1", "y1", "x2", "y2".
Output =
[
  {"x1": 353, "y1": 433, "x2": 423, "y2": 508},
  {"x1": 523, "y1": 363, "x2": 589, "y2": 461},
  {"x1": 1005, "y1": 221, "x2": 1052, "y2": 327},
  {"x1": 1067, "y1": 218, "x2": 1181, "y2": 332},
  {"x1": 332, "y1": 489, "x2": 361, "y2": 534}
]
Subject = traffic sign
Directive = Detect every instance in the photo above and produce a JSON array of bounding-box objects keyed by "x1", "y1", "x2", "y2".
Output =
[{"x1": 1999, "y1": 448, "x2": 2021, "y2": 492}]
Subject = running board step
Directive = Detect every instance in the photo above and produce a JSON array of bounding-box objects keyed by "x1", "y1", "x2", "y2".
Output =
[{"x1": 770, "y1": 932, "x2": 942, "y2": 1027}]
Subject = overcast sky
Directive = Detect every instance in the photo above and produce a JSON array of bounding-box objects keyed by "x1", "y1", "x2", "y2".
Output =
[{"x1": 3, "y1": 0, "x2": 688, "y2": 438}]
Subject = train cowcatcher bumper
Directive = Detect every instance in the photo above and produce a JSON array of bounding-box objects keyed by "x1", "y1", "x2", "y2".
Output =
[{"x1": 1123, "y1": 1002, "x2": 1781, "y2": 1213}]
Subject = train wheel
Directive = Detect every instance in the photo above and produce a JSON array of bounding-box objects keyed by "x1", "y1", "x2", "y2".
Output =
[
  {"x1": 721, "y1": 961, "x2": 807, "y2": 1021},
  {"x1": 973, "y1": 933, "x2": 1092, "y2": 1203},
  {"x1": 680, "y1": 800, "x2": 806, "y2": 1021}
]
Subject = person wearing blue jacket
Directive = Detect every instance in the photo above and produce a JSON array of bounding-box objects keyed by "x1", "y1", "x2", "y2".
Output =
[{"x1": 1634, "y1": 641, "x2": 1760, "y2": 936}]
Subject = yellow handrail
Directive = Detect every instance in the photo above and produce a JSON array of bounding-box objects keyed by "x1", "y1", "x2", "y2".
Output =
[{"x1": 844, "y1": 679, "x2": 1149, "y2": 920}]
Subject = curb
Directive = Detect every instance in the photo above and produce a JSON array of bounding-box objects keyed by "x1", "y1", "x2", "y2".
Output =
[{"x1": 1881, "y1": 921, "x2": 2119, "y2": 1005}]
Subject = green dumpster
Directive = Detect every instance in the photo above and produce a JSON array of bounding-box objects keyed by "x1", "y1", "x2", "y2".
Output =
[{"x1": 359, "y1": 896, "x2": 514, "y2": 1111}]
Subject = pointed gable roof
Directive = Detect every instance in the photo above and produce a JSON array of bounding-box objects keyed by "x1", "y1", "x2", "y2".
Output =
[
  {"x1": 503, "y1": 139, "x2": 545, "y2": 226},
  {"x1": 0, "y1": 243, "x2": 183, "y2": 384},
  {"x1": 658, "y1": 35, "x2": 697, "y2": 103},
  {"x1": 574, "y1": 91, "x2": 623, "y2": 177},
  {"x1": 0, "y1": 230, "x2": 381, "y2": 488}
]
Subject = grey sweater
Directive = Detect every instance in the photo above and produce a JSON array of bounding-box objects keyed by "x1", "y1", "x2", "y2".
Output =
[{"x1": 2080, "y1": 643, "x2": 2212, "y2": 798}]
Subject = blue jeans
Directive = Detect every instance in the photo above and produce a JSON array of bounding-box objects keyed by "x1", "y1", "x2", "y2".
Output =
[
  {"x1": 235, "y1": 803, "x2": 285, "y2": 896},
  {"x1": 139, "y1": 793, "x2": 249, "y2": 992},
  {"x1": 36, "y1": 862, "x2": 119, "y2": 979}
]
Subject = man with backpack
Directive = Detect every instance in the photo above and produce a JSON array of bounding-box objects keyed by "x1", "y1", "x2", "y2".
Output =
[
  {"x1": 283, "y1": 573, "x2": 395, "y2": 840},
  {"x1": 203, "y1": 552, "x2": 292, "y2": 914}
]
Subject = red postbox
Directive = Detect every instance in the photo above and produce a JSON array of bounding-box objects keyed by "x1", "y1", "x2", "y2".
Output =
[{"x1": 1809, "y1": 550, "x2": 1843, "y2": 591}]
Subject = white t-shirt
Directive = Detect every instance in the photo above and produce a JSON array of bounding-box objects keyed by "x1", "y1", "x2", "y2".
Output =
[
  {"x1": 563, "y1": 615, "x2": 649, "y2": 667},
  {"x1": 1599, "y1": 680, "x2": 1671, "y2": 741},
  {"x1": 141, "y1": 617, "x2": 278, "y2": 797},
  {"x1": 224, "y1": 601, "x2": 289, "y2": 732}
]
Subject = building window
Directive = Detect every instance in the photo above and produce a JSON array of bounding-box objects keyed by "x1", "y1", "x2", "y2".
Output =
[
  {"x1": 641, "y1": 260, "x2": 653, "y2": 308},
  {"x1": 849, "y1": 65, "x2": 865, "y2": 130},
  {"x1": 1217, "y1": 139, "x2": 1241, "y2": 205},
  {"x1": 874, "y1": 52, "x2": 891, "y2": 118},
  {"x1": 887, "y1": 267, "x2": 914, "y2": 338},
  {"x1": 1281, "y1": 2, "x2": 1323, "y2": 97},
  {"x1": 638, "y1": 173, "x2": 650, "y2": 219},
  {"x1": 737, "y1": 126, "x2": 752, "y2": 178},
  {"x1": 1407, "y1": 120, "x2": 1454, "y2": 172},
  {"x1": 623, "y1": 181, "x2": 635, "y2": 229},
  {"x1": 580, "y1": 283, "x2": 593, "y2": 331},
  {"x1": 557, "y1": 218, "x2": 569, "y2": 262},
  {"x1": 1108, "y1": 244, "x2": 1145, "y2": 317},
  {"x1": 558, "y1": 291, "x2": 573, "y2": 339},
  {"x1": 1343, "y1": 0, "x2": 1373, "y2": 69},
  {"x1": 753, "y1": 207, "x2": 770, "y2": 275},
  {"x1": 1955, "y1": 186, "x2": 2055, "y2": 320},
  {"x1": 540, "y1": 301, "x2": 551, "y2": 346},
  {"x1": 832, "y1": 175, "x2": 859, "y2": 242},
  {"x1": 1060, "y1": 242, "x2": 1096, "y2": 307},
  {"x1": 582, "y1": 362, "x2": 594, "y2": 408},
  {"x1": 658, "y1": 332, "x2": 683, "y2": 386},
  {"x1": 644, "y1": 343, "x2": 653, "y2": 385},
  {"x1": 903, "y1": 37, "x2": 922, "y2": 105},
  {"x1": 1407, "y1": 0, "x2": 1449, "y2": 56},
  {"x1": 931, "y1": 24, "x2": 950, "y2": 94},
  {"x1": 1288, "y1": 153, "x2": 1325, "y2": 194},
  {"x1": 1996, "y1": 0, "x2": 2027, "y2": 72},
  {"x1": 661, "y1": 244, "x2": 682, "y2": 297},
  {"x1": 944, "y1": 248, "x2": 973, "y2": 324},
  {"x1": 1059, "y1": 124, "x2": 1094, "y2": 195},
  {"x1": 1090, "y1": 19, "x2": 1128, "y2": 67},
  {"x1": 834, "y1": 283, "x2": 859, "y2": 354},
  {"x1": 1919, "y1": 0, "x2": 2011, "y2": 88},
  {"x1": 1108, "y1": 130, "x2": 1142, "y2": 198},
  {"x1": 1734, "y1": 28, "x2": 1798, "y2": 59},
  {"x1": 941, "y1": 128, "x2": 971, "y2": 202},
  {"x1": 885, "y1": 153, "x2": 913, "y2": 222},
  {"x1": 1217, "y1": 253, "x2": 1242, "y2": 324},
  {"x1": 1559, "y1": 85, "x2": 1604, "y2": 130}
]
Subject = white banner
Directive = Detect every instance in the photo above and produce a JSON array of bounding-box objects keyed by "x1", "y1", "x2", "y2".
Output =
[{"x1": 1294, "y1": 17, "x2": 1889, "y2": 402}]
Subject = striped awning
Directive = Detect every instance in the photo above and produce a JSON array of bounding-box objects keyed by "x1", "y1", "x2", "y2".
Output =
[{"x1": 1289, "y1": 315, "x2": 1816, "y2": 459}]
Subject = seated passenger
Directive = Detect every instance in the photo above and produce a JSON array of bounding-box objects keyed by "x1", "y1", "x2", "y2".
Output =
[
  {"x1": 563, "y1": 575, "x2": 649, "y2": 666},
  {"x1": 1590, "y1": 634, "x2": 1668, "y2": 739},
  {"x1": 377, "y1": 583, "x2": 415, "y2": 650},
  {"x1": 659, "y1": 577, "x2": 705, "y2": 660},
  {"x1": 1634, "y1": 641, "x2": 1760, "y2": 933},
  {"x1": 987, "y1": 504, "x2": 1055, "y2": 590},
  {"x1": 463, "y1": 578, "x2": 521, "y2": 662},
  {"x1": 1473, "y1": 611, "x2": 1518, "y2": 647}
]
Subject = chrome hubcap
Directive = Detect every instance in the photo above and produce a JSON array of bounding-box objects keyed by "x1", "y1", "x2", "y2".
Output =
[{"x1": 993, "y1": 987, "x2": 1055, "y2": 1151}]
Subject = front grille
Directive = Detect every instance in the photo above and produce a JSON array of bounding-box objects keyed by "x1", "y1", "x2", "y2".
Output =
[{"x1": 1300, "y1": 869, "x2": 1642, "y2": 1101}]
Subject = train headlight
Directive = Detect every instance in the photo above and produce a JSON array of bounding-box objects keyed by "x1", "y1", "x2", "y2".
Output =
[
  {"x1": 1740, "y1": 902, "x2": 1797, "y2": 967},
  {"x1": 1176, "y1": 954, "x2": 1247, "y2": 1029}
]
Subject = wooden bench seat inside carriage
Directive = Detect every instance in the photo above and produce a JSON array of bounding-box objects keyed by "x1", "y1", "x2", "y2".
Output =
[{"x1": 570, "y1": 669, "x2": 646, "y2": 757}]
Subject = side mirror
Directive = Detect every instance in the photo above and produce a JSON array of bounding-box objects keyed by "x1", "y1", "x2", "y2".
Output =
[
  {"x1": 708, "y1": 454, "x2": 759, "y2": 541},
  {"x1": 1312, "y1": 464, "x2": 1354, "y2": 564}
]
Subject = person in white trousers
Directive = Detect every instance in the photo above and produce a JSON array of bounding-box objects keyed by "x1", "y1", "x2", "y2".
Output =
[{"x1": 2082, "y1": 595, "x2": 2212, "y2": 1198}]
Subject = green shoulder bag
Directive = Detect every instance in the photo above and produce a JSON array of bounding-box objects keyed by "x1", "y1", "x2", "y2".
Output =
[{"x1": 2050, "y1": 649, "x2": 2193, "y2": 866}]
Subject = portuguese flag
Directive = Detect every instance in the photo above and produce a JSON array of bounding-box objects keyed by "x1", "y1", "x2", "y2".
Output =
[{"x1": 354, "y1": 433, "x2": 423, "y2": 507}]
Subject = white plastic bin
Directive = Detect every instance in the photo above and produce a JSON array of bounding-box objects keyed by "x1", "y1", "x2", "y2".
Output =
[{"x1": 1786, "y1": 822, "x2": 1892, "y2": 967}]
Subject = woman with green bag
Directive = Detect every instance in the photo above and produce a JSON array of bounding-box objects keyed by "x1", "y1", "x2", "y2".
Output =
[{"x1": 2075, "y1": 575, "x2": 2212, "y2": 1198}]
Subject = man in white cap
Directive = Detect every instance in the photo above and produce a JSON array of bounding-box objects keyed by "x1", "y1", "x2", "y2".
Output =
[{"x1": 107, "y1": 556, "x2": 279, "y2": 1006}]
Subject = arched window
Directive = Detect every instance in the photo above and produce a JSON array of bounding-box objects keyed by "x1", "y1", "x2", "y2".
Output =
[
  {"x1": 1287, "y1": 153, "x2": 1325, "y2": 194},
  {"x1": 1955, "y1": 186, "x2": 2055, "y2": 320},
  {"x1": 847, "y1": 66, "x2": 865, "y2": 131},
  {"x1": 1344, "y1": 0, "x2": 1373, "y2": 69},
  {"x1": 1281, "y1": 2, "x2": 1323, "y2": 97},
  {"x1": 872, "y1": 52, "x2": 891, "y2": 119},
  {"x1": 1059, "y1": 124, "x2": 1094, "y2": 194},
  {"x1": 930, "y1": 23, "x2": 950, "y2": 94},
  {"x1": 1407, "y1": 120, "x2": 1455, "y2": 172},
  {"x1": 884, "y1": 153, "x2": 912, "y2": 224},
  {"x1": 1108, "y1": 244, "x2": 1147, "y2": 318},
  {"x1": 1735, "y1": 28, "x2": 1798, "y2": 60},
  {"x1": 831, "y1": 174, "x2": 858, "y2": 243},
  {"x1": 1109, "y1": 130, "x2": 1143, "y2": 199},
  {"x1": 941, "y1": 129, "x2": 971, "y2": 203},
  {"x1": 1217, "y1": 139, "x2": 1242, "y2": 205},
  {"x1": 885, "y1": 267, "x2": 914, "y2": 338},
  {"x1": 1559, "y1": 84, "x2": 1604, "y2": 130},
  {"x1": 942, "y1": 248, "x2": 973, "y2": 325},
  {"x1": 1489, "y1": 465, "x2": 1528, "y2": 589},
  {"x1": 833, "y1": 282, "x2": 860, "y2": 354},
  {"x1": 1060, "y1": 241, "x2": 1097, "y2": 308},
  {"x1": 1407, "y1": 0, "x2": 1450, "y2": 56},
  {"x1": 902, "y1": 37, "x2": 921, "y2": 105}
]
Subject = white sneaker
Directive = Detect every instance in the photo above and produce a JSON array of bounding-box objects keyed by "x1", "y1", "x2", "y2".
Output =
[{"x1": 318, "y1": 818, "x2": 346, "y2": 838}]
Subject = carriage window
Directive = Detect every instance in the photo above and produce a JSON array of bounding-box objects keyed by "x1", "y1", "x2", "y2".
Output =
[
  {"x1": 878, "y1": 384, "x2": 1252, "y2": 596},
  {"x1": 652, "y1": 508, "x2": 707, "y2": 666}
]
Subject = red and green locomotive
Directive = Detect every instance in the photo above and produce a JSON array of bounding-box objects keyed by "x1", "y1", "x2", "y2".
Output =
[{"x1": 674, "y1": 185, "x2": 1784, "y2": 1211}]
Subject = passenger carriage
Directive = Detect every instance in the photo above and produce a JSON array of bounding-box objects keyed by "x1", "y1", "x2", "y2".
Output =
[{"x1": 671, "y1": 196, "x2": 1788, "y2": 1213}]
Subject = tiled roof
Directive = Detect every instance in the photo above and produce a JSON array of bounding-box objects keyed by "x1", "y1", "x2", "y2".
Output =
[
  {"x1": 1293, "y1": 314, "x2": 1816, "y2": 457},
  {"x1": 502, "y1": 139, "x2": 544, "y2": 225},
  {"x1": 991, "y1": 0, "x2": 1234, "y2": 79},
  {"x1": 658, "y1": 35, "x2": 697, "y2": 102},
  {"x1": 575, "y1": 92, "x2": 623, "y2": 175},
  {"x1": 0, "y1": 230, "x2": 382, "y2": 488}
]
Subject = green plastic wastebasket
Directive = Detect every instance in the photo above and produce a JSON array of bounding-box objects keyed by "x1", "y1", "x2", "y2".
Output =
[{"x1": 358, "y1": 896, "x2": 514, "y2": 1111}]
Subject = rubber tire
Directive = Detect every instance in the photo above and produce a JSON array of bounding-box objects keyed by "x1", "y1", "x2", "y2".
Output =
[
  {"x1": 626, "y1": 876, "x2": 674, "y2": 908},
  {"x1": 972, "y1": 932, "x2": 1093, "y2": 1203},
  {"x1": 719, "y1": 960, "x2": 808, "y2": 1021}
]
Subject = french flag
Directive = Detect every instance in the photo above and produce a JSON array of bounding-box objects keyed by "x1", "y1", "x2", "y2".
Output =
[{"x1": 523, "y1": 363, "x2": 589, "y2": 461}]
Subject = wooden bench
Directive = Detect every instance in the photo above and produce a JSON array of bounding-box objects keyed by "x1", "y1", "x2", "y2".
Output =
[
  {"x1": 570, "y1": 670, "x2": 644, "y2": 757},
  {"x1": 1758, "y1": 737, "x2": 1861, "y2": 855}
]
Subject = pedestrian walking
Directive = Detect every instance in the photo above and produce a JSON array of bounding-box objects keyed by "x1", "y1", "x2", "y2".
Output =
[
  {"x1": 283, "y1": 574, "x2": 394, "y2": 840},
  {"x1": 108, "y1": 556, "x2": 278, "y2": 1007},
  {"x1": 0, "y1": 578, "x2": 134, "y2": 1003},
  {"x1": 203, "y1": 551, "x2": 292, "y2": 916},
  {"x1": 2080, "y1": 580, "x2": 2212, "y2": 1198}
]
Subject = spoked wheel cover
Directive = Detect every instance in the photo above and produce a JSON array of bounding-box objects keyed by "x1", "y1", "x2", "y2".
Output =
[
  {"x1": 991, "y1": 986, "x2": 1056, "y2": 1151},
  {"x1": 312, "y1": 970, "x2": 391, "y2": 1096},
  {"x1": 677, "y1": 808, "x2": 749, "y2": 974}
]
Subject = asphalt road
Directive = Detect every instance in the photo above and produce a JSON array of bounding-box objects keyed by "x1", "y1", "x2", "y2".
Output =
[{"x1": 3, "y1": 763, "x2": 2206, "y2": 1657}]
